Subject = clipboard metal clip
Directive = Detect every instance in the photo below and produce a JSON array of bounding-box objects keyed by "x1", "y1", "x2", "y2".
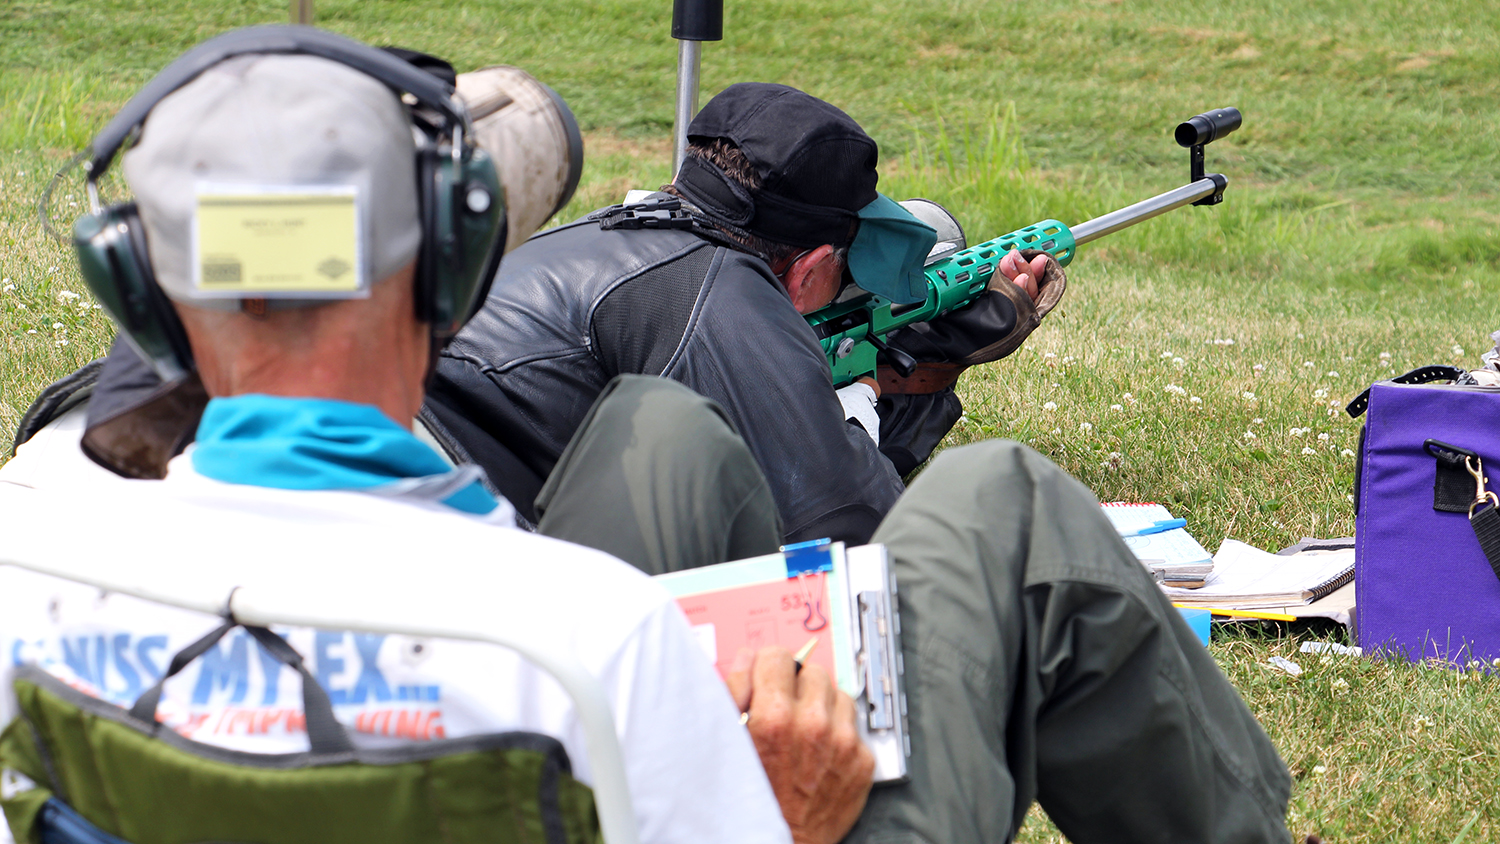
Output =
[{"x1": 858, "y1": 591, "x2": 896, "y2": 730}]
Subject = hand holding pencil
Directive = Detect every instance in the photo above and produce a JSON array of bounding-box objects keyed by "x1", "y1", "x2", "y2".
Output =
[{"x1": 725, "y1": 642, "x2": 874, "y2": 844}]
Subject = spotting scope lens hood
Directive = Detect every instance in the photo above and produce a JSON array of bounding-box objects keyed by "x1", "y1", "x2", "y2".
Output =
[
  {"x1": 459, "y1": 66, "x2": 586, "y2": 251},
  {"x1": 1174, "y1": 107, "x2": 1241, "y2": 148}
]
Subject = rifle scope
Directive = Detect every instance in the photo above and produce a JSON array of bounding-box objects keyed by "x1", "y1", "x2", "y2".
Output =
[{"x1": 1175, "y1": 107, "x2": 1241, "y2": 147}]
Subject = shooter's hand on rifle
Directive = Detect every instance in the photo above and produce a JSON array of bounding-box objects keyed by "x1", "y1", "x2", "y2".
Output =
[{"x1": 998, "y1": 248, "x2": 1049, "y2": 303}]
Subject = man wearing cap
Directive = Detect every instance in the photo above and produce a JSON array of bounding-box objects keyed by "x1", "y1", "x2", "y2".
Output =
[
  {"x1": 416, "y1": 82, "x2": 1292, "y2": 844},
  {"x1": 1, "y1": 47, "x2": 867, "y2": 844},
  {"x1": 426, "y1": 82, "x2": 1057, "y2": 545}
]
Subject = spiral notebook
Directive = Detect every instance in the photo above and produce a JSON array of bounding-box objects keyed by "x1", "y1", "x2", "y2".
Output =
[
  {"x1": 1165, "y1": 539, "x2": 1356, "y2": 609},
  {"x1": 1100, "y1": 502, "x2": 1214, "y2": 578}
]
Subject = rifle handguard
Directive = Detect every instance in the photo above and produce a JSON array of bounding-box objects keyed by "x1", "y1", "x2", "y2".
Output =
[{"x1": 877, "y1": 250, "x2": 1067, "y2": 395}]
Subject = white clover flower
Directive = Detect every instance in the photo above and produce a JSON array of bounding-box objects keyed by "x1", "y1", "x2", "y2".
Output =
[
  {"x1": 1043, "y1": 352, "x2": 1057, "y2": 359},
  {"x1": 92, "y1": 303, "x2": 102, "y2": 309},
  {"x1": 1243, "y1": 431, "x2": 1258, "y2": 440},
  {"x1": 956, "y1": 415, "x2": 969, "y2": 425},
  {"x1": 1327, "y1": 371, "x2": 1339, "y2": 378},
  {"x1": 1413, "y1": 715, "x2": 1433, "y2": 732},
  {"x1": 55, "y1": 339, "x2": 68, "y2": 347},
  {"x1": 18, "y1": 303, "x2": 27, "y2": 310},
  {"x1": 26, "y1": 328, "x2": 37, "y2": 334},
  {"x1": 1164, "y1": 384, "x2": 1187, "y2": 396},
  {"x1": 1108, "y1": 451, "x2": 1122, "y2": 460},
  {"x1": 1290, "y1": 427, "x2": 1304, "y2": 436},
  {"x1": 1253, "y1": 363, "x2": 1264, "y2": 372},
  {"x1": 1341, "y1": 449, "x2": 1355, "y2": 457},
  {"x1": 1160, "y1": 351, "x2": 1174, "y2": 359},
  {"x1": 47, "y1": 266, "x2": 57, "y2": 274},
  {"x1": 1318, "y1": 432, "x2": 1330, "y2": 441},
  {"x1": 1304, "y1": 361, "x2": 1315, "y2": 368},
  {"x1": 1302, "y1": 447, "x2": 1316, "y2": 455},
  {"x1": 1493, "y1": 658, "x2": 1500, "y2": 669},
  {"x1": 1173, "y1": 357, "x2": 1184, "y2": 366},
  {"x1": 1452, "y1": 345, "x2": 1465, "y2": 356},
  {"x1": 1050, "y1": 428, "x2": 1061, "y2": 436},
  {"x1": 1331, "y1": 678, "x2": 1350, "y2": 691},
  {"x1": 1189, "y1": 396, "x2": 1202, "y2": 404},
  {"x1": 1242, "y1": 391, "x2": 1256, "y2": 400},
  {"x1": 1347, "y1": 494, "x2": 1356, "y2": 502},
  {"x1": 1379, "y1": 351, "x2": 1391, "y2": 359},
  {"x1": 1252, "y1": 418, "x2": 1265, "y2": 425},
  {"x1": 50, "y1": 322, "x2": 62, "y2": 329},
  {"x1": 1313, "y1": 389, "x2": 1328, "y2": 398},
  {"x1": 1079, "y1": 422, "x2": 1094, "y2": 433},
  {"x1": 1311, "y1": 765, "x2": 1327, "y2": 775},
  {"x1": 1381, "y1": 360, "x2": 1392, "y2": 368},
  {"x1": 1042, "y1": 401, "x2": 1058, "y2": 411},
  {"x1": 58, "y1": 290, "x2": 79, "y2": 301},
  {"x1": 1123, "y1": 392, "x2": 1136, "y2": 404},
  {"x1": 1297, "y1": 333, "x2": 1305, "y2": 339},
  {"x1": 1110, "y1": 404, "x2": 1123, "y2": 412}
]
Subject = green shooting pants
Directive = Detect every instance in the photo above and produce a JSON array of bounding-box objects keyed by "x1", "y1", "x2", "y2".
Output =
[{"x1": 535, "y1": 375, "x2": 1292, "y2": 844}]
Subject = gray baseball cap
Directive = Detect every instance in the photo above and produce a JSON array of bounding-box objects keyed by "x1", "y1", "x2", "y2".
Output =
[{"x1": 122, "y1": 53, "x2": 421, "y2": 309}]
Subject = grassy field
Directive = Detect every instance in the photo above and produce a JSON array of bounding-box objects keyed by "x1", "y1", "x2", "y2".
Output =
[{"x1": 3, "y1": 0, "x2": 1499, "y2": 840}]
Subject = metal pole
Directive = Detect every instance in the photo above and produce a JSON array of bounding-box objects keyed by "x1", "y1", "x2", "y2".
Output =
[
  {"x1": 670, "y1": 0, "x2": 723, "y2": 175},
  {"x1": 290, "y1": 0, "x2": 313, "y2": 24},
  {"x1": 1070, "y1": 178, "x2": 1220, "y2": 246},
  {"x1": 672, "y1": 42, "x2": 701, "y2": 174}
]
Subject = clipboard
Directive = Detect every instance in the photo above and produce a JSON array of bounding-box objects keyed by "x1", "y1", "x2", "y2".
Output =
[{"x1": 655, "y1": 540, "x2": 910, "y2": 782}]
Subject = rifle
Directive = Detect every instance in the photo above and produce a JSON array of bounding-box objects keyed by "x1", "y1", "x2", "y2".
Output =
[{"x1": 808, "y1": 108, "x2": 1242, "y2": 389}]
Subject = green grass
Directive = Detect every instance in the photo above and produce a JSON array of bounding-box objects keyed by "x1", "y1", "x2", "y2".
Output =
[{"x1": 4, "y1": 0, "x2": 1500, "y2": 840}]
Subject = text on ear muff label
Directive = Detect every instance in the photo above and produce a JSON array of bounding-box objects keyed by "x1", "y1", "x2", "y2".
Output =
[{"x1": 193, "y1": 184, "x2": 364, "y2": 296}]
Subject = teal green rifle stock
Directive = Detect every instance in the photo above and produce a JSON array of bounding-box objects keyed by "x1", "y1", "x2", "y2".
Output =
[{"x1": 809, "y1": 107, "x2": 1242, "y2": 388}]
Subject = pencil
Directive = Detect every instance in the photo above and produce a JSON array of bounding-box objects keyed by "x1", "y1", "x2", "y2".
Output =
[
  {"x1": 1174, "y1": 604, "x2": 1297, "y2": 622},
  {"x1": 793, "y1": 637, "x2": 819, "y2": 673}
]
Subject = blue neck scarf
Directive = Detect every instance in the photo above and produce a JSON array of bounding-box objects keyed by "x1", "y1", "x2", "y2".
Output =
[{"x1": 191, "y1": 395, "x2": 498, "y2": 515}]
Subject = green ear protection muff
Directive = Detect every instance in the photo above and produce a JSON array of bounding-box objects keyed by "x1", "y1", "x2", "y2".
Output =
[{"x1": 72, "y1": 25, "x2": 507, "y2": 382}]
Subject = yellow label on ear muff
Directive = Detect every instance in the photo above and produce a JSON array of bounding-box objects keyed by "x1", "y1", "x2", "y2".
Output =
[{"x1": 193, "y1": 185, "x2": 363, "y2": 296}]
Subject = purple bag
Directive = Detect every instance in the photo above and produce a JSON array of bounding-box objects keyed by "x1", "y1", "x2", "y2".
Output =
[{"x1": 1352, "y1": 368, "x2": 1500, "y2": 664}]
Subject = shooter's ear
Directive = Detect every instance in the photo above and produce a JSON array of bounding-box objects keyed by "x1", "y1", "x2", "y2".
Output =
[{"x1": 783, "y1": 244, "x2": 841, "y2": 314}]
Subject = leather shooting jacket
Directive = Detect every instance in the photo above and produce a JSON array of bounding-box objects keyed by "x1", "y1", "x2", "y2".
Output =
[{"x1": 431, "y1": 208, "x2": 905, "y2": 544}]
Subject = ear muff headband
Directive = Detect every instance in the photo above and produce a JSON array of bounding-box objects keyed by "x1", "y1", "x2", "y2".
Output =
[{"x1": 87, "y1": 25, "x2": 470, "y2": 180}]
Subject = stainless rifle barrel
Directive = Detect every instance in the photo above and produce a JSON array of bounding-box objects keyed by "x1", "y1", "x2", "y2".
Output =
[{"x1": 1070, "y1": 178, "x2": 1219, "y2": 246}]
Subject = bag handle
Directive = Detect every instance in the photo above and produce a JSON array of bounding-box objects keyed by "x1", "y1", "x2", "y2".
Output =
[
  {"x1": 128, "y1": 621, "x2": 354, "y2": 755},
  {"x1": 1345, "y1": 365, "x2": 1466, "y2": 418}
]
